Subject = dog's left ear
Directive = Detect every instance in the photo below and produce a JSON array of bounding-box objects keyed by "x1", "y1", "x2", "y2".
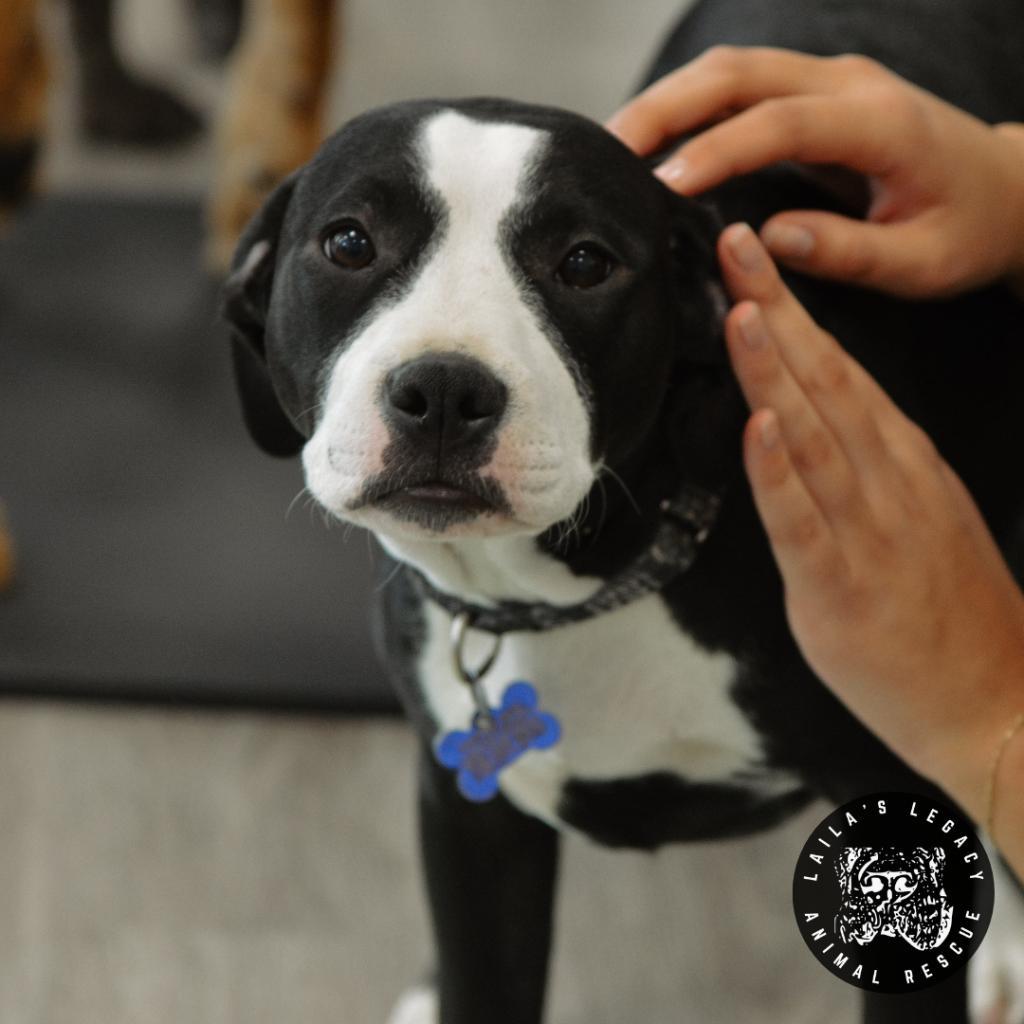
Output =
[
  {"x1": 221, "y1": 171, "x2": 306, "y2": 457},
  {"x1": 663, "y1": 194, "x2": 745, "y2": 490},
  {"x1": 668, "y1": 194, "x2": 728, "y2": 366}
]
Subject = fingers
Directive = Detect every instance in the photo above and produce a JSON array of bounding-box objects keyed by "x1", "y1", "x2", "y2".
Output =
[
  {"x1": 761, "y1": 212, "x2": 942, "y2": 298},
  {"x1": 606, "y1": 46, "x2": 841, "y2": 156},
  {"x1": 720, "y1": 223, "x2": 973, "y2": 570},
  {"x1": 720, "y1": 226, "x2": 888, "y2": 450},
  {"x1": 719, "y1": 222, "x2": 970, "y2": 616},
  {"x1": 610, "y1": 46, "x2": 1013, "y2": 301},
  {"x1": 719, "y1": 224, "x2": 957, "y2": 489},
  {"x1": 719, "y1": 224, "x2": 893, "y2": 480},
  {"x1": 726, "y1": 297, "x2": 872, "y2": 541},
  {"x1": 742, "y1": 408, "x2": 850, "y2": 596},
  {"x1": 655, "y1": 94, "x2": 900, "y2": 194}
]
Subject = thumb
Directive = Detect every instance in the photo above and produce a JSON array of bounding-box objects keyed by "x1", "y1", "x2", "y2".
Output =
[{"x1": 760, "y1": 212, "x2": 931, "y2": 298}]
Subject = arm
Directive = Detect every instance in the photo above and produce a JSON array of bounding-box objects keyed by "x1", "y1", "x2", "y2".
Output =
[
  {"x1": 716, "y1": 222, "x2": 1024, "y2": 875},
  {"x1": 608, "y1": 47, "x2": 1024, "y2": 300}
]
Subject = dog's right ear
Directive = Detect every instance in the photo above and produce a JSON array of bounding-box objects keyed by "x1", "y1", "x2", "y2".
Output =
[{"x1": 221, "y1": 172, "x2": 306, "y2": 457}]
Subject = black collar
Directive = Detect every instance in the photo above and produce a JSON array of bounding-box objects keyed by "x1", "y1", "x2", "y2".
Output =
[{"x1": 406, "y1": 481, "x2": 722, "y2": 636}]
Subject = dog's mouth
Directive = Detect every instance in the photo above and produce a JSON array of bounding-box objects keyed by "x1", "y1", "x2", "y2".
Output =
[
  {"x1": 389, "y1": 481, "x2": 492, "y2": 505},
  {"x1": 380, "y1": 480, "x2": 497, "y2": 517},
  {"x1": 352, "y1": 471, "x2": 512, "y2": 530}
]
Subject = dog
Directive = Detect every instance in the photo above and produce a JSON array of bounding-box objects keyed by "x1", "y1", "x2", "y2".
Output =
[
  {"x1": 0, "y1": 0, "x2": 336, "y2": 272},
  {"x1": 0, "y1": 0, "x2": 49, "y2": 220},
  {"x1": 222, "y1": 0, "x2": 1024, "y2": 1020},
  {"x1": 0, "y1": 0, "x2": 206, "y2": 214},
  {"x1": 206, "y1": 0, "x2": 338, "y2": 271}
]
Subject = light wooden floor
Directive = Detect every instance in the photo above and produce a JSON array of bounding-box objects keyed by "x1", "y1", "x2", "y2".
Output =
[{"x1": 0, "y1": 702, "x2": 857, "y2": 1024}]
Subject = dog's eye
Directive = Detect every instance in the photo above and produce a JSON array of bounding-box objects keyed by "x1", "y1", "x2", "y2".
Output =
[
  {"x1": 323, "y1": 223, "x2": 376, "y2": 269},
  {"x1": 557, "y1": 243, "x2": 614, "y2": 289}
]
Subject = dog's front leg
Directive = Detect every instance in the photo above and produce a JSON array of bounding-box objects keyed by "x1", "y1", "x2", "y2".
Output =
[
  {"x1": 414, "y1": 742, "x2": 559, "y2": 1024},
  {"x1": 860, "y1": 969, "x2": 968, "y2": 1023}
]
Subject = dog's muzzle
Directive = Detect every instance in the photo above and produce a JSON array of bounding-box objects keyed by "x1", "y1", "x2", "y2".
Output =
[{"x1": 346, "y1": 352, "x2": 513, "y2": 527}]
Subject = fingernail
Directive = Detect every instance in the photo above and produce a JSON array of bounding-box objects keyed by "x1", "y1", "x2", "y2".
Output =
[
  {"x1": 762, "y1": 222, "x2": 815, "y2": 260},
  {"x1": 654, "y1": 159, "x2": 689, "y2": 185},
  {"x1": 760, "y1": 413, "x2": 780, "y2": 449},
  {"x1": 651, "y1": 161, "x2": 684, "y2": 186},
  {"x1": 738, "y1": 303, "x2": 768, "y2": 350},
  {"x1": 726, "y1": 223, "x2": 765, "y2": 272},
  {"x1": 604, "y1": 114, "x2": 627, "y2": 140}
]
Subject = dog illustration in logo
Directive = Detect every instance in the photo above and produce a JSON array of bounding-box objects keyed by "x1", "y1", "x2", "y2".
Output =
[{"x1": 835, "y1": 847, "x2": 955, "y2": 951}]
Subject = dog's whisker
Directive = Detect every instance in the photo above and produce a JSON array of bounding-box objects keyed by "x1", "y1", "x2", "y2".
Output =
[
  {"x1": 305, "y1": 494, "x2": 323, "y2": 528},
  {"x1": 598, "y1": 462, "x2": 641, "y2": 517},
  {"x1": 374, "y1": 558, "x2": 406, "y2": 592},
  {"x1": 296, "y1": 400, "x2": 325, "y2": 423},
  {"x1": 286, "y1": 486, "x2": 312, "y2": 521},
  {"x1": 550, "y1": 486, "x2": 590, "y2": 553},
  {"x1": 593, "y1": 473, "x2": 610, "y2": 541}
]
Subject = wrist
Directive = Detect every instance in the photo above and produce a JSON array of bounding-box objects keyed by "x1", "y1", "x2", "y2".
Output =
[
  {"x1": 987, "y1": 711, "x2": 1024, "y2": 843},
  {"x1": 913, "y1": 635, "x2": 1024, "y2": 822},
  {"x1": 994, "y1": 123, "x2": 1024, "y2": 297}
]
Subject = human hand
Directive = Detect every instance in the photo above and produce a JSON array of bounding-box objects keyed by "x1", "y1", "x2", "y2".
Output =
[
  {"x1": 607, "y1": 48, "x2": 1024, "y2": 299},
  {"x1": 716, "y1": 221, "x2": 1024, "y2": 812}
]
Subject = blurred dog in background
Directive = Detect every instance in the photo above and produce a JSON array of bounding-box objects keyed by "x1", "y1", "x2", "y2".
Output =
[{"x1": 0, "y1": 0, "x2": 338, "y2": 269}]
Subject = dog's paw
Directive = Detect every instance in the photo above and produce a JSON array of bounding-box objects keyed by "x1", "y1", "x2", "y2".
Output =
[
  {"x1": 386, "y1": 984, "x2": 438, "y2": 1024},
  {"x1": 969, "y1": 858, "x2": 1024, "y2": 1024}
]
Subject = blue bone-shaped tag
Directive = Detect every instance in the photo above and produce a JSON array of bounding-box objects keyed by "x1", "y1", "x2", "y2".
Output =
[{"x1": 434, "y1": 681, "x2": 561, "y2": 802}]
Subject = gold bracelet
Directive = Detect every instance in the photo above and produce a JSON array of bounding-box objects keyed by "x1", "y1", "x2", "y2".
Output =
[{"x1": 984, "y1": 710, "x2": 1024, "y2": 838}]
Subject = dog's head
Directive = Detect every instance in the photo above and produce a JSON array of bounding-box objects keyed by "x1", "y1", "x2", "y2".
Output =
[{"x1": 224, "y1": 98, "x2": 728, "y2": 551}]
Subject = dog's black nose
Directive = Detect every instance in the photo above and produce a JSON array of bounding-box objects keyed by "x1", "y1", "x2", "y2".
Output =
[{"x1": 383, "y1": 353, "x2": 507, "y2": 451}]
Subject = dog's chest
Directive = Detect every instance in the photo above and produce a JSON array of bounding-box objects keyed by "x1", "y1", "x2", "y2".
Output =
[{"x1": 415, "y1": 594, "x2": 794, "y2": 830}]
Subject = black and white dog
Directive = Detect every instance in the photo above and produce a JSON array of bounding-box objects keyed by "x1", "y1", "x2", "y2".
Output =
[{"x1": 222, "y1": 0, "x2": 1024, "y2": 1020}]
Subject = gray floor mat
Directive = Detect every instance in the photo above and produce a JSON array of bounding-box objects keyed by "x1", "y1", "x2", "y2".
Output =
[{"x1": 0, "y1": 196, "x2": 395, "y2": 710}]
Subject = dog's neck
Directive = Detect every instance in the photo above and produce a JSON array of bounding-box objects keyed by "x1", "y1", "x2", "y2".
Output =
[{"x1": 377, "y1": 531, "x2": 606, "y2": 607}]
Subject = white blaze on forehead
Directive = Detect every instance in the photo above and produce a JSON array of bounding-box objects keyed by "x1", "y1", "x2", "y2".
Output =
[
  {"x1": 419, "y1": 109, "x2": 544, "y2": 246},
  {"x1": 404, "y1": 109, "x2": 553, "y2": 341}
]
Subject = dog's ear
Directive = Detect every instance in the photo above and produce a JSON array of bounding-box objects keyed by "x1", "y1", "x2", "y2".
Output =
[
  {"x1": 664, "y1": 194, "x2": 743, "y2": 490},
  {"x1": 221, "y1": 172, "x2": 306, "y2": 457},
  {"x1": 668, "y1": 193, "x2": 728, "y2": 366}
]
